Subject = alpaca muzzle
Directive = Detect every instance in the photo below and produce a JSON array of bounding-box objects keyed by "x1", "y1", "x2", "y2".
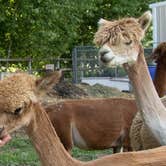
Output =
[{"x1": 0, "y1": 127, "x2": 11, "y2": 147}]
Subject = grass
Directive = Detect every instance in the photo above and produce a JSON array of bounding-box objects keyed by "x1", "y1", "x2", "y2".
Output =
[
  {"x1": 72, "y1": 147, "x2": 113, "y2": 161},
  {"x1": 0, "y1": 135, "x2": 113, "y2": 166},
  {"x1": 0, "y1": 136, "x2": 40, "y2": 166}
]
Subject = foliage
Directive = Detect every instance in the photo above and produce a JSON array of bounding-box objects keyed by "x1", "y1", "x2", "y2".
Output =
[
  {"x1": 0, "y1": 0, "x2": 164, "y2": 62},
  {"x1": 0, "y1": 0, "x2": 95, "y2": 59},
  {"x1": 78, "y1": 0, "x2": 164, "y2": 48}
]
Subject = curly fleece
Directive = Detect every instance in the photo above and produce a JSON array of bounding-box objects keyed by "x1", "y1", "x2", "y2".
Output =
[
  {"x1": 0, "y1": 73, "x2": 36, "y2": 113},
  {"x1": 130, "y1": 112, "x2": 160, "y2": 151}
]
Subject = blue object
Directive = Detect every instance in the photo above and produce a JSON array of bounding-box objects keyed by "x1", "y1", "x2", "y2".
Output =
[{"x1": 148, "y1": 65, "x2": 156, "y2": 80}]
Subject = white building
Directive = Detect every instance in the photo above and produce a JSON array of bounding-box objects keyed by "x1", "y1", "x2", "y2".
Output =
[{"x1": 150, "y1": 1, "x2": 166, "y2": 47}]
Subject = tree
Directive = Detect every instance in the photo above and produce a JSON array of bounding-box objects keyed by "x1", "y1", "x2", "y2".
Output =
[
  {"x1": 0, "y1": 0, "x2": 96, "y2": 59},
  {"x1": 0, "y1": 0, "x2": 163, "y2": 62},
  {"x1": 78, "y1": 0, "x2": 163, "y2": 47}
]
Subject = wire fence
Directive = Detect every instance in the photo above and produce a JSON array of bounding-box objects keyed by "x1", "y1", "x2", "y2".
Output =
[
  {"x1": 72, "y1": 46, "x2": 153, "y2": 83},
  {"x1": 0, "y1": 46, "x2": 153, "y2": 82},
  {"x1": 0, "y1": 57, "x2": 72, "y2": 80}
]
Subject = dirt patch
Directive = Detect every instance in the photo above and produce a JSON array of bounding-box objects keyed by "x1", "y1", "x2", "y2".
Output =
[
  {"x1": 50, "y1": 81, "x2": 133, "y2": 101},
  {"x1": 53, "y1": 81, "x2": 88, "y2": 99},
  {"x1": 78, "y1": 83, "x2": 133, "y2": 98},
  {"x1": 37, "y1": 71, "x2": 133, "y2": 103}
]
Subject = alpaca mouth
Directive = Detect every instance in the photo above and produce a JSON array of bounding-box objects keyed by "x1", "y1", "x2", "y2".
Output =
[
  {"x1": 100, "y1": 56, "x2": 114, "y2": 64},
  {"x1": 0, "y1": 129, "x2": 11, "y2": 147},
  {"x1": 0, "y1": 134, "x2": 11, "y2": 147}
]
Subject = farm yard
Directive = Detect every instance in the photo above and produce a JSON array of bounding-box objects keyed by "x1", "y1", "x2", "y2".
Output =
[{"x1": 0, "y1": 0, "x2": 166, "y2": 166}]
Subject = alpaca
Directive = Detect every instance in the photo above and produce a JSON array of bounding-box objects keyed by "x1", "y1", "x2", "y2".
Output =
[
  {"x1": 0, "y1": 134, "x2": 11, "y2": 147},
  {"x1": 94, "y1": 9, "x2": 166, "y2": 149},
  {"x1": 1, "y1": 73, "x2": 166, "y2": 165},
  {"x1": 37, "y1": 71, "x2": 135, "y2": 153},
  {"x1": 44, "y1": 98, "x2": 137, "y2": 153},
  {"x1": 152, "y1": 42, "x2": 166, "y2": 97},
  {"x1": 129, "y1": 42, "x2": 166, "y2": 151},
  {"x1": 37, "y1": 46, "x2": 166, "y2": 152},
  {"x1": 42, "y1": 59, "x2": 166, "y2": 153},
  {"x1": 35, "y1": 16, "x2": 166, "y2": 154},
  {"x1": 36, "y1": 71, "x2": 136, "y2": 153}
]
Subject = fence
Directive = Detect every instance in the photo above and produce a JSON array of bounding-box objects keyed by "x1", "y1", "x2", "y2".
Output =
[
  {"x1": 0, "y1": 46, "x2": 153, "y2": 82},
  {"x1": 0, "y1": 57, "x2": 72, "y2": 79},
  {"x1": 72, "y1": 46, "x2": 153, "y2": 83}
]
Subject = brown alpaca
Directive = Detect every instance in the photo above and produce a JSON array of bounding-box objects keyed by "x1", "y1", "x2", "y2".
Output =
[
  {"x1": 94, "y1": 8, "x2": 166, "y2": 148},
  {"x1": 1, "y1": 73, "x2": 166, "y2": 166},
  {"x1": 36, "y1": 70, "x2": 136, "y2": 153},
  {"x1": 152, "y1": 42, "x2": 166, "y2": 97},
  {"x1": 42, "y1": 61, "x2": 166, "y2": 153},
  {"x1": 45, "y1": 98, "x2": 137, "y2": 153}
]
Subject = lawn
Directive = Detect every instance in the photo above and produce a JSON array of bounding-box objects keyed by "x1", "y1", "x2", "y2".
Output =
[{"x1": 0, "y1": 135, "x2": 113, "y2": 166}]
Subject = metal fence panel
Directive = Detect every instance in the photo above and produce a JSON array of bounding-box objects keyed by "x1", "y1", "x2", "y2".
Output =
[{"x1": 72, "y1": 46, "x2": 153, "y2": 83}]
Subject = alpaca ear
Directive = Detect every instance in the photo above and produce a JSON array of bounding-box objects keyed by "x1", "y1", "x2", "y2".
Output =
[
  {"x1": 98, "y1": 18, "x2": 109, "y2": 26},
  {"x1": 151, "y1": 52, "x2": 159, "y2": 62},
  {"x1": 151, "y1": 46, "x2": 161, "y2": 62},
  {"x1": 35, "y1": 70, "x2": 63, "y2": 89},
  {"x1": 138, "y1": 11, "x2": 152, "y2": 31}
]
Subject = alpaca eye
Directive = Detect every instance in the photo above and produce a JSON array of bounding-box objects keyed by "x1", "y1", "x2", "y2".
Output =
[
  {"x1": 14, "y1": 107, "x2": 22, "y2": 115},
  {"x1": 125, "y1": 40, "x2": 132, "y2": 45}
]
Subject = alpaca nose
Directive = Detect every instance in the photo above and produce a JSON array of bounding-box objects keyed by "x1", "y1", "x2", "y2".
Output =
[
  {"x1": 100, "y1": 50, "x2": 110, "y2": 63},
  {"x1": 100, "y1": 50, "x2": 109, "y2": 58}
]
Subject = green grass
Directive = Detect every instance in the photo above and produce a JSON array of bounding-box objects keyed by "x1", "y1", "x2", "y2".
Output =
[
  {"x1": 0, "y1": 135, "x2": 113, "y2": 166},
  {"x1": 72, "y1": 147, "x2": 112, "y2": 161},
  {"x1": 0, "y1": 136, "x2": 40, "y2": 166}
]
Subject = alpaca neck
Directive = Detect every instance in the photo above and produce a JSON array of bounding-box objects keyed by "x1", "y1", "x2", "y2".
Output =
[
  {"x1": 124, "y1": 45, "x2": 166, "y2": 145},
  {"x1": 26, "y1": 103, "x2": 82, "y2": 166},
  {"x1": 153, "y1": 62, "x2": 166, "y2": 97}
]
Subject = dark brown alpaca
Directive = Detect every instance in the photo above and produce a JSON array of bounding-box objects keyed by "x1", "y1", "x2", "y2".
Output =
[{"x1": 152, "y1": 42, "x2": 166, "y2": 97}]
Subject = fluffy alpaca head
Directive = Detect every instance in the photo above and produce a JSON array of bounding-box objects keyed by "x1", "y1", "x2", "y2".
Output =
[
  {"x1": 151, "y1": 42, "x2": 166, "y2": 65},
  {"x1": 94, "y1": 11, "x2": 152, "y2": 67},
  {"x1": 0, "y1": 73, "x2": 37, "y2": 140}
]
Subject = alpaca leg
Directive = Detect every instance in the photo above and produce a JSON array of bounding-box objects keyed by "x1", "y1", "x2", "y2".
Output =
[
  {"x1": 120, "y1": 147, "x2": 124, "y2": 153},
  {"x1": 112, "y1": 146, "x2": 123, "y2": 153},
  {"x1": 123, "y1": 146, "x2": 132, "y2": 152},
  {"x1": 59, "y1": 124, "x2": 73, "y2": 153},
  {"x1": 113, "y1": 129, "x2": 127, "y2": 153}
]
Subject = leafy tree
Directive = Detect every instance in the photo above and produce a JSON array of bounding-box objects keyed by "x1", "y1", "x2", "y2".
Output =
[
  {"x1": 0, "y1": 0, "x2": 96, "y2": 59},
  {"x1": 0, "y1": 0, "x2": 164, "y2": 63},
  {"x1": 78, "y1": 0, "x2": 164, "y2": 47}
]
